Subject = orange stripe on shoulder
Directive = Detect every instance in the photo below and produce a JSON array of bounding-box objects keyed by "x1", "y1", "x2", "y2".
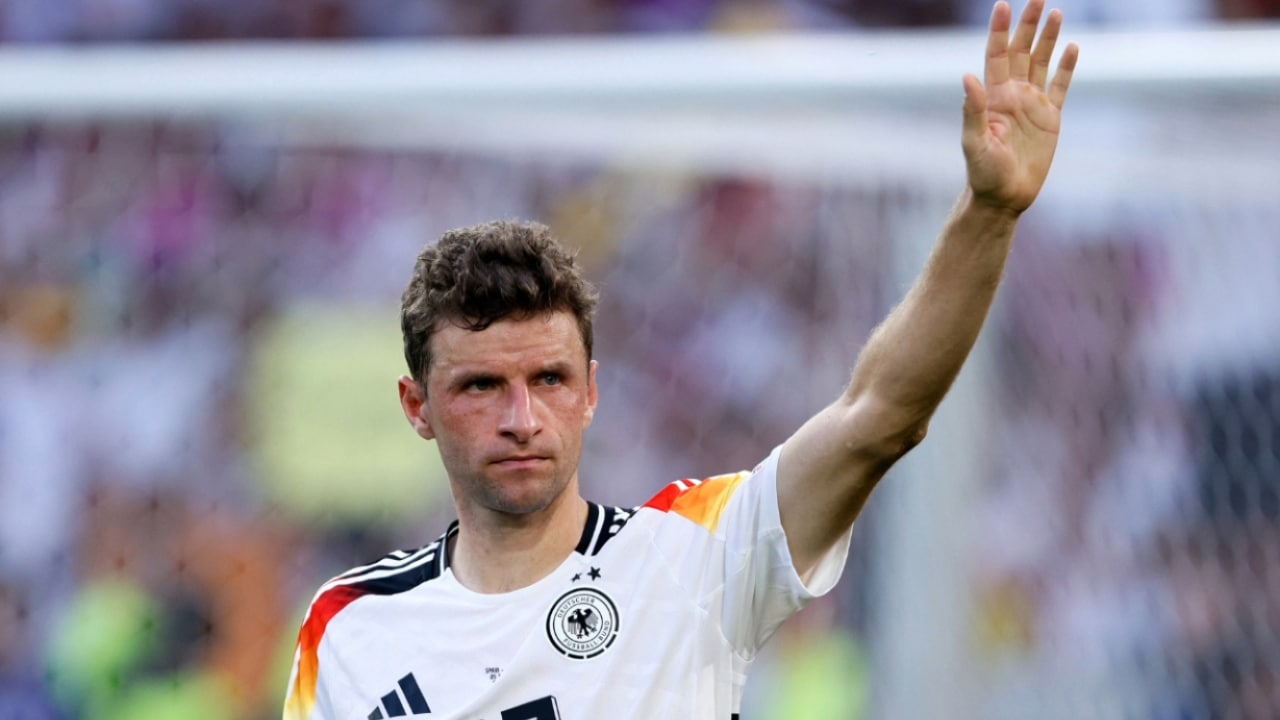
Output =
[
  {"x1": 642, "y1": 471, "x2": 750, "y2": 533},
  {"x1": 284, "y1": 584, "x2": 369, "y2": 719}
]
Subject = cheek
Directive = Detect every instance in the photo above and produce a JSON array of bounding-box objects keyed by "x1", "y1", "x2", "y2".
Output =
[
  {"x1": 554, "y1": 396, "x2": 594, "y2": 433},
  {"x1": 430, "y1": 414, "x2": 483, "y2": 470},
  {"x1": 431, "y1": 402, "x2": 488, "y2": 441}
]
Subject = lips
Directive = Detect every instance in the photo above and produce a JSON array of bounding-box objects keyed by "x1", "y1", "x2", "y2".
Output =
[{"x1": 492, "y1": 455, "x2": 549, "y2": 468}]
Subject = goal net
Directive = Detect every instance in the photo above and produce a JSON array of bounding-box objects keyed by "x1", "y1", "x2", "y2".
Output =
[{"x1": 1, "y1": 27, "x2": 1277, "y2": 719}]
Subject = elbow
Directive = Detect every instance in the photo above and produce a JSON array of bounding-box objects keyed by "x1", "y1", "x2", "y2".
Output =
[
  {"x1": 839, "y1": 392, "x2": 932, "y2": 468},
  {"x1": 871, "y1": 420, "x2": 929, "y2": 466},
  {"x1": 900, "y1": 421, "x2": 929, "y2": 456}
]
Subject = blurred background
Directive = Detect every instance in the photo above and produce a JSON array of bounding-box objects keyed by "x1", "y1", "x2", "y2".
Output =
[{"x1": 1, "y1": 1, "x2": 1279, "y2": 718}]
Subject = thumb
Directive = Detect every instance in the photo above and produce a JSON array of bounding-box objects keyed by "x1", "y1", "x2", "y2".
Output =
[{"x1": 961, "y1": 73, "x2": 987, "y2": 155}]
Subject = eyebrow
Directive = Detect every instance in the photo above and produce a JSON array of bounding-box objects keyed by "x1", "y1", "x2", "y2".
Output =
[
  {"x1": 447, "y1": 360, "x2": 579, "y2": 388},
  {"x1": 536, "y1": 360, "x2": 576, "y2": 377},
  {"x1": 448, "y1": 370, "x2": 502, "y2": 390}
]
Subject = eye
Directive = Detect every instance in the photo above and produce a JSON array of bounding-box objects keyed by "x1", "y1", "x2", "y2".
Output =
[
  {"x1": 539, "y1": 372, "x2": 562, "y2": 386},
  {"x1": 465, "y1": 378, "x2": 497, "y2": 392}
]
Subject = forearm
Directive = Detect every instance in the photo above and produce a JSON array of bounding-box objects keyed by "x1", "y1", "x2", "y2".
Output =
[{"x1": 845, "y1": 188, "x2": 1018, "y2": 439}]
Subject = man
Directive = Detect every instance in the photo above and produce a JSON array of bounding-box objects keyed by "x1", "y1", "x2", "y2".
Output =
[{"x1": 283, "y1": 2, "x2": 1078, "y2": 717}]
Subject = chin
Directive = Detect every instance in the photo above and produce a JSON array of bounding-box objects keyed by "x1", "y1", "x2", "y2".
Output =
[
  {"x1": 484, "y1": 480, "x2": 565, "y2": 517},
  {"x1": 487, "y1": 494, "x2": 557, "y2": 517}
]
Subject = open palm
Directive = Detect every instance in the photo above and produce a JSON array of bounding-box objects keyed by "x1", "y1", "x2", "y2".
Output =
[{"x1": 963, "y1": 0, "x2": 1079, "y2": 213}]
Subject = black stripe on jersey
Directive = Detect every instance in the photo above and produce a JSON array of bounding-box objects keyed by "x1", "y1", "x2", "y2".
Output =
[
  {"x1": 589, "y1": 505, "x2": 637, "y2": 556},
  {"x1": 344, "y1": 557, "x2": 440, "y2": 596},
  {"x1": 332, "y1": 527, "x2": 455, "y2": 596},
  {"x1": 437, "y1": 522, "x2": 459, "y2": 575},
  {"x1": 398, "y1": 674, "x2": 431, "y2": 713},
  {"x1": 380, "y1": 689, "x2": 406, "y2": 716},
  {"x1": 333, "y1": 543, "x2": 436, "y2": 583},
  {"x1": 575, "y1": 502, "x2": 602, "y2": 555},
  {"x1": 325, "y1": 539, "x2": 441, "y2": 593}
]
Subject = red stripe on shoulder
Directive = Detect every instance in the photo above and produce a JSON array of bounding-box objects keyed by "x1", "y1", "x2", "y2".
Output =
[
  {"x1": 285, "y1": 584, "x2": 371, "y2": 718},
  {"x1": 642, "y1": 479, "x2": 701, "y2": 513},
  {"x1": 300, "y1": 584, "x2": 369, "y2": 654},
  {"x1": 641, "y1": 473, "x2": 748, "y2": 533}
]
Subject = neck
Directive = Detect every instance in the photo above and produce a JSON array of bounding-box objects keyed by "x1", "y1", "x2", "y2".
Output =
[{"x1": 449, "y1": 488, "x2": 588, "y2": 594}]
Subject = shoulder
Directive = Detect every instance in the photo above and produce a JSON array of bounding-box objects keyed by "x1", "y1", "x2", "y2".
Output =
[
  {"x1": 636, "y1": 470, "x2": 754, "y2": 533},
  {"x1": 303, "y1": 524, "x2": 456, "y2": 623},
  {"x1": 629, "y1": 449, "x2": 781, "y2": 536}
]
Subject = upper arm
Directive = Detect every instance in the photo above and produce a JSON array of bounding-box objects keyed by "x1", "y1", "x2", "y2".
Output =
[{"x1": 777, "y1": 390, "x2": 927, "y2": 579}]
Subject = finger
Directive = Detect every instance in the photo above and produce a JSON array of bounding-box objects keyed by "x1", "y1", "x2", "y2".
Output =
[
  {"x1": 1009, "y1": 0, "x2": 1045, "y2": 82},
  {"x1": 985, "y1": 1, "x2": 1012, "y2": 87},
  {"x1": 1029, "y1": 8, "x2": 1062, "y2": 88},
  {"x1": 1048, "y1": 42, "x2": 1080, "y2": 108},
  {"x1": 961, "y1": 73, "x2": 989, "y2": 155}
]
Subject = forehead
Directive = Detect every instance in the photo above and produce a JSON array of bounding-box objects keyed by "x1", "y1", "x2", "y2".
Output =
[{"x1": 428, "y1": 312, "x2": 587, "y2": 376}]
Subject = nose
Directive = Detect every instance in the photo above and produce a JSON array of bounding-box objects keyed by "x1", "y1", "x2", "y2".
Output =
[{"x1": 498, "y1": 382, "x2": 541, "y2": 442}]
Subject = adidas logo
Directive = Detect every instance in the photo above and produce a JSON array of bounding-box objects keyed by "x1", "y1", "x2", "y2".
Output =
[{"x1": 367, "y1": 673, "x2": 431, "y2": 718}]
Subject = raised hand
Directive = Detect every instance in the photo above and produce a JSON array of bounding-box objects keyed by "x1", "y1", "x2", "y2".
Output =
[{"x1": 962, "y1": 0, "x2": 1079, "y2": 214}]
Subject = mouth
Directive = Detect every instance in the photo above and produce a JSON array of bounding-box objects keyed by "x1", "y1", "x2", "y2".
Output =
[{"x1": 492, "y1": 455, "x2": 550, "y2": 469}]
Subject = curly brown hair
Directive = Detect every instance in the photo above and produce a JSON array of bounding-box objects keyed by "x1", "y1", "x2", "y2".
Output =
[{"x1": 400, "y1": 220, "x2": 599, "y2": 385}]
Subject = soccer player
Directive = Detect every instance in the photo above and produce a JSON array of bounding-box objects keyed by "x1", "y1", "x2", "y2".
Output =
[{"x1": 283, "y1": 2, "x2": 1078, "y2": 717}]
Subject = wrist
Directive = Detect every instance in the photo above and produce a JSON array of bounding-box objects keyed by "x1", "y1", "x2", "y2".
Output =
[{"x1": 961, "y1": 187, "x2": 1024, "y2": 225}]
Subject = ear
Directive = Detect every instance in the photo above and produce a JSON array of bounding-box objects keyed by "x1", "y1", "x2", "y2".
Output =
[
  {"x1": 583, "y1": 360, "x2": 599, "y2": 427},
  {"x1": 398, "y1": 375, "x2": 436, "y2": 440}
]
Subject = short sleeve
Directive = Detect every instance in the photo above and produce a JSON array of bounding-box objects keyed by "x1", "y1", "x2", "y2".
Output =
[{"x1": 716, "y1": 445, "x2": 852, "y2": 656}]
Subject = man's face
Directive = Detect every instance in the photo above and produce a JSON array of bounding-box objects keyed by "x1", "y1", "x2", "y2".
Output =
[{"x1": 399, "y1": 312, "x2": 598, "y2": 520}]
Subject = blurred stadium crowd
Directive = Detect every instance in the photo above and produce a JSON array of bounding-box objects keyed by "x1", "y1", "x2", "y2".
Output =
[
  {"x1": 0, "y1": 0, "x2": 1277, "y2": 42},
  {"x1": 1, "y1": 2, "x2": 1279, "y2": 720}
]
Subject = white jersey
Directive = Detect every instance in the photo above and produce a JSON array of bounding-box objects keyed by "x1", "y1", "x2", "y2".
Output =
[{"x1": 283, "y1": 446, "x2": 850, "y2": 719}]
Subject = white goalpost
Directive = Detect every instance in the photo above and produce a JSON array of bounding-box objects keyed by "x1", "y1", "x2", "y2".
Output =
[{"x1": 0, "y1": 27, "x2": 1276, "y2": 185}]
